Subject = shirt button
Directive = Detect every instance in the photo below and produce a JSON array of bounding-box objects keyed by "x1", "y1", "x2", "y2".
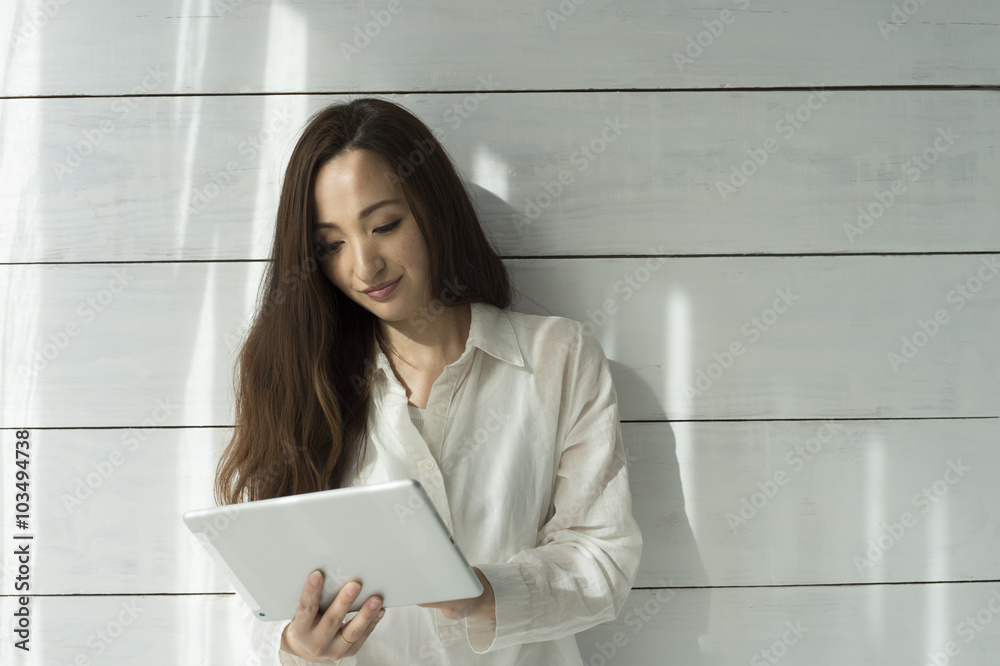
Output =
[
  {"x1": 434, "y1": 403, "x2": 447, "y2": 415},
  {"x1": 423, "y1": 459, "x2": 436, "y2": 471}
]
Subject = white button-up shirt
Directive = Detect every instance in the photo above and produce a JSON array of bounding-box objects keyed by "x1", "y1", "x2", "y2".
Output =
[{"x1": 240, "y1": 301, "x2": 642, "y2": 665}]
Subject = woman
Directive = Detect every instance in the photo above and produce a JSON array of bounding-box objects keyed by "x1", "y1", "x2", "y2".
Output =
[{"x1": 214, "y1": 97, "x2": 642, "y2": 665}]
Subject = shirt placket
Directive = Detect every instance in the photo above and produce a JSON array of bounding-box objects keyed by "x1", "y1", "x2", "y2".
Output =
[
  {"x1": 417, "y1": 366, "x2": 469, "y2": 644},
  {"x1": 410, "y1": 363, "x2": 453, "y2": 530},
  {"x1": 379, "y1": 354, "x2": 470, "y2": 645}
]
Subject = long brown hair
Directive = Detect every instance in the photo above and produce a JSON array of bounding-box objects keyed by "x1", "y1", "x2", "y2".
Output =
[{"x1": 214, "y1": 97, "x2": 512, "y2": 506}]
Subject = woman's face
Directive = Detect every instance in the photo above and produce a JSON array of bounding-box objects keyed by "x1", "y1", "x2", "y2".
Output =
[{"x1": 312, "y1": 148, "x2": 433, "y2": 324}]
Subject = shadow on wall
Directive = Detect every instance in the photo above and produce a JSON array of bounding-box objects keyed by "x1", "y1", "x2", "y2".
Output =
[
  {"x1": 475, "y1": 182, "x2": 710, "y2": 662},
  {"x1": 585, "y1": 360, "x2": 707, "y2": 665}
]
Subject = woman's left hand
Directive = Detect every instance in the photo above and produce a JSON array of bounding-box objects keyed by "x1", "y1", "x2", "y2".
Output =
[{"x1": 417, "y1": 566, "x2": 495, "y2": 620}]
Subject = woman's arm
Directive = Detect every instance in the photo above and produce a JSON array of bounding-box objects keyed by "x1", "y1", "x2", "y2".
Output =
[
  {"x1": 417, "y1": 565, "x2": 496, "y2": 621},
  {"x1": 464, "y1": 325, "x2": 644, "y2": 653}
]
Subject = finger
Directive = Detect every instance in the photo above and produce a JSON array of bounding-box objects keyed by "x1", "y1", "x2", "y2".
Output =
[
  {"x1": 338, "y1": 592, "x2": 383, "y2": 646},
  {"x1": 314, "y1": 579, "x2": 364, "y2": 638},
  {"x1": 343, "y1": 606, "x2": 387, "y2": 658},
  {"x1": 289, "y1": 570, "x2": 324, "y2": 634}
]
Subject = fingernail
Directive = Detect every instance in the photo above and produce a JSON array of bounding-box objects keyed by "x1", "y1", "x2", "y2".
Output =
[
  {"x1": 377, "y1": 609, "x2": 386, "y2": 619},
  {"x1": 346, "y1": 583, "x2": 360, "y2": 597},
  {"x1": 368, "y1": 597, "x2": 381, "y2": 610},
  {"x1": 309, "y1": 571, "x2": 321, "y2": 586}
]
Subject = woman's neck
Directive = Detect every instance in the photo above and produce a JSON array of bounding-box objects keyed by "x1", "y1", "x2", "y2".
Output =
[{"x1": 378, "y1": 302, "x2": 472, "y2": 370}]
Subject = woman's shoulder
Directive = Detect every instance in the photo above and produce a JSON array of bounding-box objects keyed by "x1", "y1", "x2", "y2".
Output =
[
  {"x1": 495, "y1": 304, "x2": 581, "y2": 335},
  {"x1": 493, "y1": 305, "x2": 599, "y2": 358}
]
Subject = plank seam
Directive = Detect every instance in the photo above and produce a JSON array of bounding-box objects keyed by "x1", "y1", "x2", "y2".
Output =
[
  {"x1": 6, "y1": 578, "x2": 1000, "y2": 599},
  {"x1": 5, "y1": 251, "x2": 1000, "y2": 267},
  {"x1": 3, "y1": 84, "x2": 1000, "y2": 101},
  {"x1": 3, "y1": 416, "x2": 996, "y2": 431}
]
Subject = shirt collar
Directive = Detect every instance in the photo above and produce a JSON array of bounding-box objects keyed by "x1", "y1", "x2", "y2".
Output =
[{"x1": 372, "y1": 301, "x2": 525, "y2": 382}]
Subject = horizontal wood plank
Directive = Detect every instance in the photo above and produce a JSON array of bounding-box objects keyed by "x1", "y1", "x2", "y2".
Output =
[
  {"x1": 5, "y1": 584, "x2": 1000, "y2": 665},
  {"x1": 630, "y1": 418, "x2": 1000, "y2": 586},
  {"x1": 2, "y1": 91, "x2": 997, "y2": 263},
  {"x1": 3, "y1": 0, "x2": 998, "y2": 96},
  {"x1": 6, "y1": 2, "x2": 998, "y2": 664},
  {"x1": 2, "y1": 421, "x2": 997, "y2": 595},
  {"x1": 2, "y1": 256, "x2": 998, "y2": 426},
  {"x1": 578, "y1": 582, "x2": 1000, "y2": 666}
]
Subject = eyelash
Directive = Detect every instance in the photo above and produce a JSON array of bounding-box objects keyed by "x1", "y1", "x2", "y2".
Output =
[{"x1": 319, "y1": 219, "x2": 401, "y2": 254}]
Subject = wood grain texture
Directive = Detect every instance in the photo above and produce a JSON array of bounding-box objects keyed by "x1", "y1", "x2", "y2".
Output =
[
  {"x1": 2, "y1": 0, "x2": 998, "y2": 96},
  {"x1": 3, "y1": 0, "x2": 999, "y2": 662},
  {"x1": 5, "y1": 584, "x2": 1000, "y2": 665},
  {"x1": 2, "y1": 90, "x2": 997, "y2": 263},
  {"x1": 1, "y1": 421, "x2": 997, "y2": 598},
  {"x1": 2, "y1": 256, "x2": 998, "y2": 427}
]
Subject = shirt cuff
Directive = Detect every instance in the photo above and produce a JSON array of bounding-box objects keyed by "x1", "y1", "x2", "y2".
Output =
[
  {"x1": 278, "y1": 651, "x2": 357, "y2": 666},
  {"x1": 464, "y1": 562, "x2": 532, "y2": 653}
]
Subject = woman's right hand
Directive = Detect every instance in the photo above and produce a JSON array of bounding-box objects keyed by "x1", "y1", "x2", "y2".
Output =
[{"x1": 280, "y1": 570, "x2": 385, "y2": 662}]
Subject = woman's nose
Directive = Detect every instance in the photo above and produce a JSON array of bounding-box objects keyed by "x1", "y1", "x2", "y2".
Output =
[{"x1": 353, "y1": 238, "x2": 384, "y2": 278}]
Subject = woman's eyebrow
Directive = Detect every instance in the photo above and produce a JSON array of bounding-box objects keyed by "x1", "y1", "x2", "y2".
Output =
[{"x1": 316, "y1": 198, "x2": 400, "y2": 229}]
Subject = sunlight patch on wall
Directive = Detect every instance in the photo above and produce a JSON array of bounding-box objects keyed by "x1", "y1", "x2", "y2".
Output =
[{"x1": 471, "y1": 143, "x2": 509, "y2": 204}]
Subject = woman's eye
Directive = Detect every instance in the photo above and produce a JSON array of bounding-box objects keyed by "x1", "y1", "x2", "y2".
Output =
[
  {"x1": 317, "y1": 220, "x2": 400, "y2": 256},
  {"x1": 375, "y1": 219, "x2": 402, "y2": 234}
]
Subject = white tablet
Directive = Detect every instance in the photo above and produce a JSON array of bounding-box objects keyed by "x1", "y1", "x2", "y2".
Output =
[{"x1": 182, "y1": 478, "x2": 483, "y2": 621}]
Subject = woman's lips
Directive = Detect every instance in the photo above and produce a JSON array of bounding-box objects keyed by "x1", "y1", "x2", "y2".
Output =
[{"x1": 364, "y1": 277, "x2": 401, "y2": 299}]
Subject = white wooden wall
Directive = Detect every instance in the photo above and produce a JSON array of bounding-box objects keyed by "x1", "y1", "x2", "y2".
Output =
[{"x1": 2, "y1": 1, "x2": 999, "y2": 664}]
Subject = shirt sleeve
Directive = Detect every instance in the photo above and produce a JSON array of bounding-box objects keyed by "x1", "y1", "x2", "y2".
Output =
[
  {"x1": 235, "y1": 594, "x2": 358, "y2": 666},
  {"x1": 465, "y1": 324, "x2": 644, "y2": 653}
]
